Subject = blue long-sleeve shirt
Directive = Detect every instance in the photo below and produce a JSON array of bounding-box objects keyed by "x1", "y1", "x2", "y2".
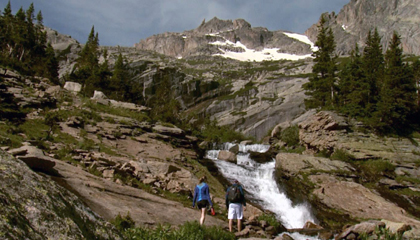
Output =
[{"x1": 192, "y1": 182, "x2": 213, "y2": 207}]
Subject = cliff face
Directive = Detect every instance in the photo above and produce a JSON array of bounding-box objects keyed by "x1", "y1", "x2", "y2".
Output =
[
  {"x1": 305, "y1": 0, "x2": 420, "y2": 55},
  {"x1": 134, "y1": 17, "x2": 313, "y2": 58}
]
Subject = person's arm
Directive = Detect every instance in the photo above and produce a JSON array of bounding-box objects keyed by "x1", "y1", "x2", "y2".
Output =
[
  {"x1": 206, "y1": 184, "x2": 213, "y2": 207},
  {"x1": 225, "y1": 187, "x2": 230, "y2": 209},
  {"x1": 240, "y1": 186, "x2": 246, "y2": 207},
  {"x1": 192, "y1": 186, "x2": 198, "y2": 207}
]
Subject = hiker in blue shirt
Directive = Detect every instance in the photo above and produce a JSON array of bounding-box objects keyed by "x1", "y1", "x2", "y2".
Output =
[
  {"x1": 192, "y1": 176, "x2": 213, "y2": 225},
  {"x1": 225, "y1": 180, "x2": 246, "y2": 232}
]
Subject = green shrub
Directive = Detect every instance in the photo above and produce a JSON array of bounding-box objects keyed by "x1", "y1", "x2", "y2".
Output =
[
  {"x1": 315, "y1": 149, "x2": 331, "y2": 158},
  {"x1": 199, "y1": 120, "x2": 248, "y2": 144},
  {"x1": 257, "y1": 213, "x2": 281, "y2": 230},
  {"x1": 280, "y1": 125, "x2": 300, "y2": 147},
  {"x1": 331, "y1": 149, "x2": 355, "y2": 162},
  {"x1": 112, "y1": 212, "x2": 135, "y2": 231},
  {"x1": 280, "y1": 146, "x2": 305, "y2": 154}
]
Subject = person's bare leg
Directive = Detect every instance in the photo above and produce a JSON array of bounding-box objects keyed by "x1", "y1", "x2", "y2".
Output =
[
  {"x1": 229, "y1": 219, "x2": 233, "y2": 232},
  {"x1": 237, "y1": 219, "x2": 242, "y2": 232},
  {"x1": 200, "y1": 208, "x2": 206, "y2": 225}
]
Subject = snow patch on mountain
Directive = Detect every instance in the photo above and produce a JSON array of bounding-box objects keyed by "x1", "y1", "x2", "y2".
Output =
[
  {"x1": 209, "y1": 39, "x2": 312, "y2": 62},
  {"x1": 283, "y1": 32, "x2": 318, "y2": 52}
]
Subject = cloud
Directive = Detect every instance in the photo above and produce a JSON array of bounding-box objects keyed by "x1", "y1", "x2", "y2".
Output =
[{"x1": 3, "y1": 0, "x2": 349, "y2": 46}]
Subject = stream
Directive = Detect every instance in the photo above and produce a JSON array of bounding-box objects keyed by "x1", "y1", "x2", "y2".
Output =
[{"x1": 205, "y1": 143, "x2": 320, "y2": 240}]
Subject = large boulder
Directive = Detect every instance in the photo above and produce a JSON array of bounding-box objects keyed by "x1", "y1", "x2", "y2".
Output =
[
  {"x1": 8, "y1": 144, "x2": 56, "y2": 174},
  {"x1": 0, "y1": 150, "x2": 123, "y2": 240},
  {"x1": 63, "y1": 82, "x2": 82, "y2": 93},
  {"x1": 218, "y1": 150, "x2": 237, "y2": 163}
]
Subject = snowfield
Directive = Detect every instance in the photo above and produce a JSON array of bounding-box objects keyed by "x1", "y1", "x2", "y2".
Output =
[{"x1": 208, "y1": 32, "x2": 316, "y2": 62}]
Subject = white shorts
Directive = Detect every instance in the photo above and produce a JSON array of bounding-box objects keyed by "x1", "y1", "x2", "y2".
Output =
[{"x1": 228, "y1": 203, "x2": 243, "y2": 219}]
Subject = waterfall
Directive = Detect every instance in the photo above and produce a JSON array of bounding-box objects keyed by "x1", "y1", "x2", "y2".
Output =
[{"x1": 206, "y1": 143, "x2": 319, "y2": 240}]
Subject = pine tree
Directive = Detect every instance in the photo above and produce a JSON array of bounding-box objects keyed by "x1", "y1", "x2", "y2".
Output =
[
  {"x1": 0, "y1": 2, "x2": 58, "y2": 79},
  {"x1": 374, "y1": 32, "x2": 416, "y2": 134},
  {"x1": 338, "y1": 43, "x2": 369, "y2": 117},
  {"x1": 109, "y1": 53, "x2": 127, "y2": 100},
  {"x1": 71, "y1": 26, "x2": 101, "y2": 95},
  {"x1": 303, "y1": 16, "x2": 337, "y2": 109},
  {"x1": 362, "y1": 29, "x2": 384, "y2": 113}
]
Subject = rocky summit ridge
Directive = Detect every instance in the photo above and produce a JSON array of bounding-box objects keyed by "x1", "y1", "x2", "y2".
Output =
[
  {"x1": 134, "y1": 17, "x2": 313, "y2": 60},
  {"x1": 305, "y1": 0, "x2": 420, "y2": 55}
]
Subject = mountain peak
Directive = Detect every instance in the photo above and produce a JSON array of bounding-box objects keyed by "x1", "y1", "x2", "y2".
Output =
[
  {"x1": 195, "y1": 17, "x2": 251, "y2": 34},
  {"x1": 305, "y1": 0, "x2": 420, "y2": 55}
]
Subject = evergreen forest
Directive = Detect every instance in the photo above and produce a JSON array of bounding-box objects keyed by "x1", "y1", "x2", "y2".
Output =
[{"x1": 304, "y1": 17, "x2": 420, "y2": 135}]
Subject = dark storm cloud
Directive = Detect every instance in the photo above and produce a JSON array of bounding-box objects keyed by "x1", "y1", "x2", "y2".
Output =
[{"x1": 4, "y1": 0, "x2": 349, "y2": 46}]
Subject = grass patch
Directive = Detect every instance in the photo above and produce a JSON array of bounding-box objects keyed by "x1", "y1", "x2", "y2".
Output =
[
  {"x1": 231, "y1": 111, "x2": 247, "y2": 116},
  {"x1": 0, "y1": 122, "x2": 24, "y2": 148},
  {"x1": 330, "y1": 149, "x2": 355, "y2": 162},
  {"x1": 257, "y1": 213, "x2": 281, "y2": 230},
  {"x1": 360, "y1": 226, "x2": 403, "y2": 240},
  {"x1": 83, "y1": 99, "x2": 150, "y2": 123},
  {"x1": 395, "y1": 176, "x2": 420, "y2": 185},
  {"x1": 124, "y1": 221, "x2": 235, "y2": 240},
  {"x1": 357, "y1": 159, "x2": 396, "y2": 181},
  {"x1": 280, "y1": 146, "x2": 305, "y2": 154}
]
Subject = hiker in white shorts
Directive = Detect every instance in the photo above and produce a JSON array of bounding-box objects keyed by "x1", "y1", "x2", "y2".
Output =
[{"x1": 225, "y1": 180, "x2": 246, "y2": 232}]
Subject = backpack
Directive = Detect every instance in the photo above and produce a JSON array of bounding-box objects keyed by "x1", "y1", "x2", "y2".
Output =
[{"x1": 227, "y1": 185, "x2": 242, "y2": 203}]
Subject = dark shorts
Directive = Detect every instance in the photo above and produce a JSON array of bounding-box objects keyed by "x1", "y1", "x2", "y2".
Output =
[{"x1": 197, "y1": 200, "x2": 209, "y2": 209}]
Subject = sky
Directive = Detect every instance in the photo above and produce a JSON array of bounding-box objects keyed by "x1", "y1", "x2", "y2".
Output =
[{"x1": 3, "y1": 0, "x2": 349, "y2": 47}]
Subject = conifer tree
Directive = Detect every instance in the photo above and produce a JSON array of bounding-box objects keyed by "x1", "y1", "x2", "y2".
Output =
[
  {"x1": 338, "y1": 43, "x2": 368, "y2": 117},
  {"x1": 412, "y1": 59, "x2": 420, "y2": 108},
  {"x1": 0, "y1": 2, "x2": 58, "y2": 79},
  {"x1": 71, "y1": 26, "x2": 101, "y2": 95},
  {"x1": 303, "y1": 16, "x2": 337, "y2": 109},
  {"x1": 362, "y1": 29, "x2": 384, "y2": 113},
  {"x1": 374, "y1": 32, "x2": 416, "y2": 134},
  {"x1": 109, "y1": 53, "x2": 128, "y2": 100}
]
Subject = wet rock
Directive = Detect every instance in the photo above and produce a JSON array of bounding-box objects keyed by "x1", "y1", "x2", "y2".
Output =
[
  {"x1": 274, "y1": 233, "x2": 294, "y2": 240},
  {"x1": 218, "y1": 150, "x2": 236, "y2": 163},
  {"x1": 303, "y1": 221, "x2": 323, "y2": 230},
  {"x1": 249, "y1": 149, "x2": 275, "y2": 164},
  {"x1": 229, "y1": 144, "x2": 240, "y2": 154}
]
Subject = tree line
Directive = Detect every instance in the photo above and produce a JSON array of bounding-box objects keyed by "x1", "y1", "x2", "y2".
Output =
[
  {"x1": 67, "y1": 26, "x2": 143, "y2": 104},
  {"x1": 0, "y1": 2, "x2": 59, "y2": 82},
  {"x1": 304, "y1": 17, "x2": 420, "y2": 135}
]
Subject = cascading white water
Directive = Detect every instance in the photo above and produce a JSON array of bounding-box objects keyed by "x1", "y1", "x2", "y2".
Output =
[{"x1": 206, "y1": 143, "x2": 319, "y2": 240}]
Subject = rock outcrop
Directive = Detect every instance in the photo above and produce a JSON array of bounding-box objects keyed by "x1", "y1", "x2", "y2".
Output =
[
  {"x1": 305, "y1": 0, "x2": 420, "y2": 55},
  {"x1": 0, "y1": 150, "x2": 123, "y2": 240},
  {"x1": 275, "y1": 111, "x2": 420, "y2": 238}
]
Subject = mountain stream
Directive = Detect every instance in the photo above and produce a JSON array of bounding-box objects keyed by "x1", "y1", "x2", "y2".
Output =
[{"x1": 205, "y1": 143, "x2": 319, "y2": 240}]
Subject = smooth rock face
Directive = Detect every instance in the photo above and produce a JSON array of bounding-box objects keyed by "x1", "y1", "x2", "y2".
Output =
[
  {"x1": 0, "y1": 150, "x2": 123, "y2": 240},
  {"x1": 305, "y1": 0, "x2": 420, "y2": 55},
  {"x1": 49, "y1": 156, "x2": 226, "y2": 227}
]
